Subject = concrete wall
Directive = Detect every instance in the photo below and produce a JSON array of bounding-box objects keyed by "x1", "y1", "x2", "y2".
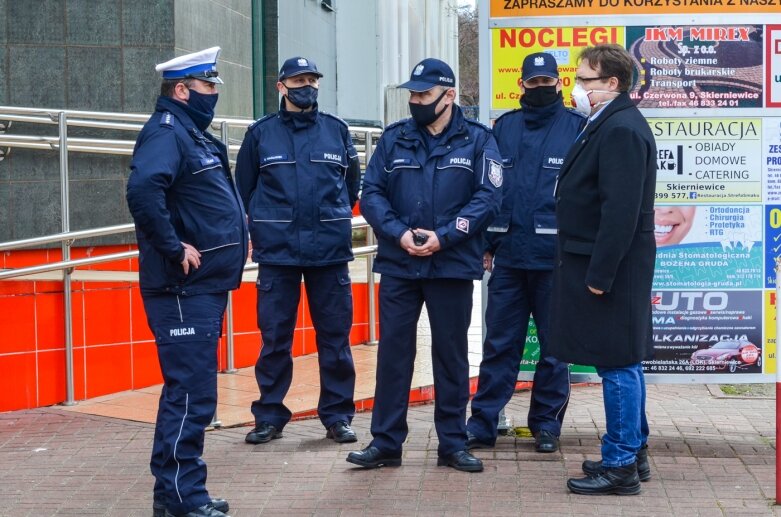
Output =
[{"x1": 0, "y1": 0, "x2": 253, "y2": 243}]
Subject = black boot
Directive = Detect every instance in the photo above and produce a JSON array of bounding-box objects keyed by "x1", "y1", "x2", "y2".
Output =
[
  {"x1": 567, "y1": 462, "x2": 641, "y2": 495},
  {"x1": 582, "y1": 444, "x2": 650, "y2": 481}
]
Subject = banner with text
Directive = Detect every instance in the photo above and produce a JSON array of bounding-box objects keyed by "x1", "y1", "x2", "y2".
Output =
[{"x1": 490, "y1": 0, "x2": 781, "y2": 18}]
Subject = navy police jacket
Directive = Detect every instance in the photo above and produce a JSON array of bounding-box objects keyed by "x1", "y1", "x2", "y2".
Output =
[
  {"x1": 235, "y1": 104, "x2": 361, "y2": 266},
  {"x1": 361, "y1": 105, "x2": 502, "y2": 280},
  {"x1": 487, "y1": 99, "x2": 585, "y2": 270},
  {"x1": 126, "y1": 96, "x2": 249, "y2": 296}
]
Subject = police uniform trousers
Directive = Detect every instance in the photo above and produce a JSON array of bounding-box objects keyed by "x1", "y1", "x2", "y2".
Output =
[
  {"x1": 250, "y1": 263, "x2": 356, "y2": 429},
  {"x1": 145, "y1": 292, "x2": 227, "y2": 516},
  {"x1": 467, "y1": 267, "x2": 570, "y2": 444},
  {"x1": 369, "y1": 275, "x2": 473, "y2": 457}
]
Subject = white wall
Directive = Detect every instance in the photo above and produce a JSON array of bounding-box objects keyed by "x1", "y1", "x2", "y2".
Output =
[
  {"x1": 277, "y1": 0, "x2": 460, "y2": 125},
  {"x1": 277, "y1": 0, "x2": 339, "y2": 112}
]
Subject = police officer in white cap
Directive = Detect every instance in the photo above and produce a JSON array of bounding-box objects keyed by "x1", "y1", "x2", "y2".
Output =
[{"x1": 127, "y1": 47, "x2": 246, "y2": 517}]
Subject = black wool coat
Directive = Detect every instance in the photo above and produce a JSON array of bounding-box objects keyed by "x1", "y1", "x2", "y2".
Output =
[{"x1": 549, "y1": 92, "x2": 657, "y2": 368}]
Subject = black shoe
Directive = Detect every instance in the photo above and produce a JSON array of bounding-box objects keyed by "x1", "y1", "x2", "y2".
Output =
[
  {"x1": 533, "y1": 430, "x2": 559, "y2": 453},
  {"x1": 154, "y1": 498, "x2": 229, "y2": 517},
  {"x1": 465, "y1": 431, "x2": 492, "y2": 450},
  {"x1": 346, "y1": 446, "x2": 402, "y2": 468},
  {"x1": 437, "y1": 450, "x2": 484, "y2": 472},
  {"x1": 567, "y1": 463, "x2": 641, "y2": 496},
  {"x1": 582, "y1": 444, "x2": 650, "y2": 482},
  {"x1": 245, "y1": 422, "x2": 282, "y2": 444},
  {"x1": 165, "y1": 503, "x2": 231, "y2": 516},
  {"x1": 326, "y1": 421, "x2": 358, "y2": 443}
]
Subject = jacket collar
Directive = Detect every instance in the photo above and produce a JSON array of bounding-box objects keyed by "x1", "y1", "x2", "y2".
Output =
[
  {"x1": 520, "y1": 96, "x2": 565, "y2": 129},
  {"x1": 279, "y1": 99, "x2": 319, "y2": 130},
  {"x1": 155, "y1": 96, "x2": 227, "y2": 157},
  {"x1": 557, "y1": 92, "x2": 635, "y2": 187},
  {"x1": 156, "y1": 96, "x2": 203, "y2": 134},
  {"x1": 583, "y1": 92, "x2": 634, "y2": 137},
  {"x1": 397, "y1": 104, "x2": 468, "y2": 146}
]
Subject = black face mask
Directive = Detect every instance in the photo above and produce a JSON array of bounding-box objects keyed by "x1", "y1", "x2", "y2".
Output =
[
  {"x1": 409, "y1": 88, "x2": 449, "y2": 127},
  {"x1": 522, "y1": 85, "x2": 560, "y2": 107},
  {"x1": 186, "y1": 90, "x2": 218, "y2": 131},
  {"x1": 285, "y1": 85, "x2": 318, "y2": 110}
]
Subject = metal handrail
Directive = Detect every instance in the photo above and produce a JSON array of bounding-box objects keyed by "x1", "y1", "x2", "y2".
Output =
[
  {"x1": 0, "y1": 104, "x2": 382, "y2": 407},
  {"x1": 0, "y1": 223, "x2": 136, "y2": 251},
  {"x1": 0, "y1": 217, "x2": 372, "y2": 278},
  {"x1": 0, "y1": 106, "x2": 382, "y2": 160}
]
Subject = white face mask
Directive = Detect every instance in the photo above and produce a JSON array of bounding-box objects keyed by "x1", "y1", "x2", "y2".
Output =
[
  {"x1": 570, "y1": 84, "x2": 593, "y2": 117},
  {"x1": 571, "y1": 83, "x2": 619, "y2": 117}
]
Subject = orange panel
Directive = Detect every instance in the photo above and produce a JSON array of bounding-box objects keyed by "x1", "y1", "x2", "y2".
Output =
[
  {"x1": 131, "y1": 340, "x2": 163, "y2": 388},
  {"x1": 299, "y1": 284, "x2": 310, "y2": 328},
  {"x1": 301, "y1": 328, "x2": 318, "y2": 355},
  {"x1": 0, "y1": 280, "x2": 34, "y2": 296},
  {"x1": 33, "y1": 281, "x2": 65, "y2": 294},
  {"x1": 129, "y1": 286, "x2": 154, "y2": 342},
  {"x1": 291, "y1": 328, "x2": 304, "y2": 357},
  {"x1": 351, "y1": 284, "x2": 368, "y2": 325},
  {"x1": 73, "y1": 245, "x2": 134, "y2": 272},
  {"x1": 231, "y1": 333, "x2": 261, "y2": 369},
  {"x1": 0, "y1": 353, "x2": 37, "y2": 411},
  {"x1": 35, "y1": 291, "x2": 85, "y2": 350},
  {"x1": 84, "y1": 287, "x2": 131, "y2": 346},
  {"x1": 0, "y1": 293, "x2": 36, "y2": 353},
  {"x1": 230, "y1": 283, "x2": 258, "y2": 333},
  {"x1": 217, "y1": 335, "x2": 226, "y2": 371},
  {"x1": 37, "y1": 347, "x2": 87, "y2": 406},
  {"x1": 3, "y1": 249, "x2": 50, "y2": 268},
  {"x1": 349, "y1": 324, "x2": 369, "y2": 346},
  {"x1": 85, "y1": 345, "x2": 133, "y2": 398},
  {"x1": 83, "y1": 281, "x2": 132, "y2": 291}
]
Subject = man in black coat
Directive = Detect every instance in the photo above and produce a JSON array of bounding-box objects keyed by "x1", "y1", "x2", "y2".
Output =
[{"x1": 549, "y1": 44, "x2": 656, "y2": 496}]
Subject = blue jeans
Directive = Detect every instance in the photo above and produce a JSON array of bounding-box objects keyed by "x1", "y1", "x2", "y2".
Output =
[{"x1": 596, "y1": 363, "x2": 649, "y2": 467}]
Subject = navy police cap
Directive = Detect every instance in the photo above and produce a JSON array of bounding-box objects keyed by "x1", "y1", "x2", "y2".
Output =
[
  {"x1": 399, "y1": 58, "x2": 456, "y2": 92},
  {"x1": 279, "y1": 57, "x2": 323, "y2": 81},
  {"x1": 521, "y1": 52, "x2": 559, "y2": 81},
  {"x1": 156, "y1": 46, "x2": 223, "y2": 84}
]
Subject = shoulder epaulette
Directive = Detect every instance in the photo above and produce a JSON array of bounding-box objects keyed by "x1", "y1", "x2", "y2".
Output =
[
  {"x1": 384, "y1": 118, "x2": 410, "y2": 132},
  {"x1": 248, "y1": 113, "x2": 276, "y2": 130},
  {"x1": 320, "y1": 111, "x2": 349, "y2": 128},
  {"x1": 463, "y1": 117, "x2": 492, "y2": 132},
  {"x1": 159, "y1": 111, "x2": 175, "y2": 129},
  {"x1": 494, "y1": 108, "x2": 522, "y2": 125}
]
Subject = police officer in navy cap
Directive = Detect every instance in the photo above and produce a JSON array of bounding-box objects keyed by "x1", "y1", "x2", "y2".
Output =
[
  {"x1": 465, "y1": 52, "x2": 584, "y2": 455},
  {"x1": 236, "y1": 56, "x2": 361, "y2": 446},
  {"x1": 346, "y1": 58, "x2": 502, "y2": 473},
  {"x1": 127, "y1": 47, "x2": 246, "y2": 517}
]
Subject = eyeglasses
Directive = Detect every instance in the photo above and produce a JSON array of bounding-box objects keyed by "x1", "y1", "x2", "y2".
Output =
[{"x1": 575, "y1": 76, "x2": 607, "y2": 85}]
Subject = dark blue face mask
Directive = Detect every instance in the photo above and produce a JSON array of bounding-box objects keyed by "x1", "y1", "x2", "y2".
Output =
[
  {"x1": 285, "y1": 85, "x2": 318, "y2": 110},
  {"x1": 186, "y1": 89, "x2": 218, "y2": 130}
]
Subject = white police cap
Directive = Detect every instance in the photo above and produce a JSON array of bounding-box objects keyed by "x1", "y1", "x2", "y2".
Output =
[{"x1": 155, "y1": 46, "x2": 223, "y2": 84}]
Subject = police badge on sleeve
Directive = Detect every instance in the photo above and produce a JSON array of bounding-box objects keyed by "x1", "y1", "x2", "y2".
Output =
[
  {"x1": 456, "y1": 217, "x2": 469, "y2": 234},
  {"x1": 487, "y1": 159, "x2": 503, "y2": 188}
]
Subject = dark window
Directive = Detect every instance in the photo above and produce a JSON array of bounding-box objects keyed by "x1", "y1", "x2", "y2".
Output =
[{"x1": 321, "y1": 0, "x2": 334, "y2": 11}]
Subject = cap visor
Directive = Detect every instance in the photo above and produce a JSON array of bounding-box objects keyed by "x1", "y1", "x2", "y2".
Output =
[
  {"x1": 522, "y1": 72, "x2": 558, "y2": 81},
  {"x1": 280, "y1": 70, "x2": 324, "y2": 80},
  {"x1": 398, "y1": 80, "x2": 436, "y2": 92},
  {"x1": 202, "y1": 76, "x2": 224, "y2": 84}
]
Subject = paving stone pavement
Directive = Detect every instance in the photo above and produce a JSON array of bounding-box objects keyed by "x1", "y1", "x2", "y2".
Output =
[{"x1": 0, "y1": 383, "x2": 777, "y2": 516}]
